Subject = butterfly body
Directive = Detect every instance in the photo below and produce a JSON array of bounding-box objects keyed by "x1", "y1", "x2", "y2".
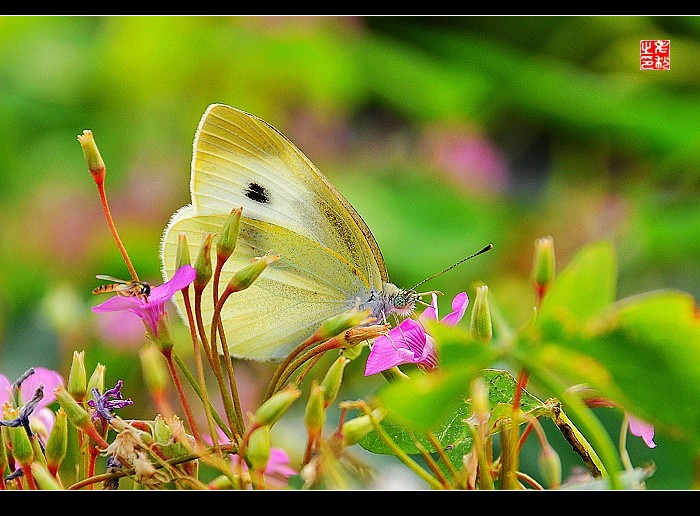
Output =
[{"x1": 160, "y1": 104, "x2": 415, "y2": 361}]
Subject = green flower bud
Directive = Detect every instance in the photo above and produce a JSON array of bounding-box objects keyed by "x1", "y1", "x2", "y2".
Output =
[
  {"x1": 341, "y1": 408, "x2": 387, "y2": 446},
  {"x1": 246, "y1": 425, "x2": 271, "y2": 472},
  {"x1": 175, "y1": 232, "x2": 191, "y2": 270},
  {"x1": 67, "y1": 350, "x2": 87, "y2": 403},
  {"x1": 194, "y1": 232, "x2": 214, "y2": 290},
  {"x1": 54, "y1": 385, "x2": 91, "y2": 431},
  {"x1": 139, "y1": 343, "x2": 170, "y2": 398},
  {"x1": 54, "y1": 385, "x2": 108, "y2": 450},
  {"x1": 45, "y1": 408, "x2": 68, "y2": 476},
  {"x1": 470, "y1": 285, "x2": 492, "y2": 344},
  {"x1": 8, "y1": 412, "x2": 33, "y2": 466},
  {"x1": 153, "y1": 414, "x2": 172, "y2": 446},
  {"x1": 341, "y1": 342, "x2": 366, "y2": 361},
  {"x1": 470, "y1": 376, "x2": 490, "y2": 426},
  {"x1": 539, "y1": 443, "x2": 562, "y2": 489},
  {"x1": 226, "y1": 253, "x2": 279, "y2": 293},
  {"x1": 532, "y1": 236, "x2": 555, "y2": 299},
  {"x1": 250, "y1": 385, "x2": 301, "y2": 427},
  {"x1": 30, "y1": 462, "x2": 62, "y2": 490},
  {"x1": 217, "y1": 207, "x2": 242, "y2": 262},
  {"x1": 87, "y1": 363, "x2": 105, "y2": 399},
  {"x1": 320, "y1": 356, "x2": 350, "y2": 408},
  {"x1": 77, "y1": 129, "x2": 106, "y2": 186},
  {"x1": 316, "y1": 307, "x2": 371, "y2": 341},
  {"x1": 304, "y1": 380, "x2": 326, "y2": 435}
]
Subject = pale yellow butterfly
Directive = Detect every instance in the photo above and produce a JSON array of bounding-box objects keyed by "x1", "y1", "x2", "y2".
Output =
[{"x1": 160, "y1": 104, "x2": 423, "y2": 361}]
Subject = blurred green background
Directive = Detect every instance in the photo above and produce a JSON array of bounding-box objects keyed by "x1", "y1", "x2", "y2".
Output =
[{"x1": 0, "y1": 16, "x2": 698, "y2": 489}]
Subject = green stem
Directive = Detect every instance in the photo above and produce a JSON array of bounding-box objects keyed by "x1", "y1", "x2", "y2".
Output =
[
  {"x1": 171, "y1": 351, "x2": 234, "y2": 442},
  {"x1": 515, "y1": 352, "x2": 623, "y2": 489},
  {"x1": 362, "y1": 406, "x2": 443, "y2": 490}
]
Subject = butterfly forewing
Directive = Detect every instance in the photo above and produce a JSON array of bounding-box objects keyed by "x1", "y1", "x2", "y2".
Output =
[{"x1": 191, "y1": 104, "x2": 386, "y2": 289}]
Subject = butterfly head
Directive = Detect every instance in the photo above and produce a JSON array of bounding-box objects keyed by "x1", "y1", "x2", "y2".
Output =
[{"x1": 390, "y1": 288, "x2": 418, "y2": 317}]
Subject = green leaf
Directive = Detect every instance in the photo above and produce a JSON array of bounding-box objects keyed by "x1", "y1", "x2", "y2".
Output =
[
  {"x1": 583, "y1": 290, "x2": 700, "y2": 443},
  {"x1": 539, "y1": 241, "x2": 617, "y2": 325},
  {"x1": 360, "y1": 369, "x2": 546, "y2": 464}
]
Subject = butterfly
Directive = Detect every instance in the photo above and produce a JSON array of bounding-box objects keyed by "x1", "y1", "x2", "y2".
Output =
[{"x1": 160, "y1": 104, "x2": 434, "y2": 361}]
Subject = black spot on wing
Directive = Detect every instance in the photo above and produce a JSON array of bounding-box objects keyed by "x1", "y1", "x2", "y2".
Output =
[{"x1": 245, "y1": 182, "x2": 271, "y2": 204}]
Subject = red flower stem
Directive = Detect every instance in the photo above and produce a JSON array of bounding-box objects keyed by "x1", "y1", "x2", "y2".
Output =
[
  {"x1": 268, "y1": 340, "x2": 340, "y2": 396},
  {"x1": 513, "y1": 369, "x2": 529, "y2": 410},
  {"x1": 213, "y1": 260, "x2": 244, "y2": 434},
  {"x1": 87, "y1": 445, "x2": 98, "y2": 490},
  {"x1": 264, "y1": 332, "x2": 323, "y2": 401},
  {"x1": 180, "y1": 287, "x2": 225, "y2": 448},
  {"x1": 95, "y1": 180, "x2": 139, "y2": 282},
  {"x1": 21, "y1": 464, "x2": 38, "y2": 490},
  {"x1": 162, "y1": 348, "x2": 202, "y2": 443},
  {"x1": 208, "y1": 290, "x2": 240, "y2": 436}
]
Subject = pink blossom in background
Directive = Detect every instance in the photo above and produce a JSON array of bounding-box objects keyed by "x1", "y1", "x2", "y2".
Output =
[
  {"x1": 420, "y1": 124, "x2": 510, "y2": 194},
  {"x1": 95, "y1": 309, "x2": 148, "y2": 349}
]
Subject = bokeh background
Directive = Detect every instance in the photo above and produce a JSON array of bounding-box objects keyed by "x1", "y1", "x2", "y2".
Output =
[{"x1": 0, "y1": 16, "x2": 698, "y2": 489}]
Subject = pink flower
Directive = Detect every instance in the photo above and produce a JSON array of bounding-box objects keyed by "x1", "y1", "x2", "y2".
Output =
[
  {"x1": 0, "y1": 367, "x2": 64, "y2": 442},
  {"x1": 204, "y1": 429, "x2": 297, "y2": 489},
  {"x1": 91, "y1": 265, "x2": 196, "y2": 338},
  {"x1": 364, "y1": 292, "x2": 469, "y2": 376},
  {"x1": 628, "y1": 414, "x2": 656, "y2": 448}
]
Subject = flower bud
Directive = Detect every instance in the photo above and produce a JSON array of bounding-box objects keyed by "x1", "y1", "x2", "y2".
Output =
[
  {"x1": 304, "y1": 380, "x2": 326, "y2": 436},
  {"x1": 8, "y1": 413, "x2": 33, "y2": 467},
  {"x1": 78, "y1": 130, "x2": 106, "y2": 186},
  {"x1": 68, "y1": 350, "x2": 87, "y2": 403},
  {"x1": 320, "y1": 356, "x2": 350, "y2": 408},
  {"x1": 54, "y1": 385, "x2": 109, "y2": 450},
  {"x1": 532, "y1": 236, "x2": 555, "y2": 300},
  {"x1": 139, "y1": 343, "x2": 170, "y2": 400},
  {"x1": 31, "y1": 462, "x2": 62, "y2": 490},
  {"x1": 341, "y1": 408, "x2": 387, "y2": 446},
  {"x1": 470, "y1": 285, "x2": 492, "y2": 344},
  {"x1": 341, "y1": 342, "x2": 366, "y2": 361},
  {"x1": 316, "y1": 307, "x2": 371, "y2": 341},
  {"x1": 226, "y1": 253, "x2": 279, "y2": 293},
  {"x1": 250, "y1": 385, "x2": 301, "y2": 427},
  {"x1": 87, "y1": 363, "x2": 106, "y2": 400},
  {"x1": 150, "y1": 311, "x2": 174, "y2": 352},
  {"x1": 194, "y1": 232, "x2": 214, "y2": 290},
  {"x1": 45, "y1": 408, "x2": 68, "y2": 476},
  {"x1": 470, "y1": 376, "x2": 490, "y2": 426},
  {"x1": 175, "y1": 232, "x2": 191, "y2": 270},
  {"x1": 246, "y1": 425, "x2": 271, "y2": 472},
  {"x1": 217, "y1": 207, "x2": 242, "y2": 263},
  {"x1": 539, "y1": 443, "x2": 562, "y2": 489}
]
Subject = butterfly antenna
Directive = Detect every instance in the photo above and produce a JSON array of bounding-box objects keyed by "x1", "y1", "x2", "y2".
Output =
[{"x1": 410, "y1": 244, "x2": 493, "y2": 291}]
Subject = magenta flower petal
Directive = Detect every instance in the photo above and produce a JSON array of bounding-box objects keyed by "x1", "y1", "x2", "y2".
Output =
[
  {"x1": 365, "y1": 319, "x2": 434, "y2": 375},
  {"x1": 149, "y1": 265, "x2": 197, "y2": 304},
  {"x1": 440, "y1": 291, "x2": 468, "y2": 327},
  {"x1": 628, "y1": 414, "x2": 656, "y2": 448},
  {"x1": 0, "y1": 374, "x2": 11, "y2": 405},
  {"x1": 418, "y1": 293, "x2": 439, "y2": 325},
  {"x1": 92, "y1": 265, "x2": 195, "y2": 337},
  {"x1": 266, "y1": 448, "x2": 298, "y2": 478}
]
